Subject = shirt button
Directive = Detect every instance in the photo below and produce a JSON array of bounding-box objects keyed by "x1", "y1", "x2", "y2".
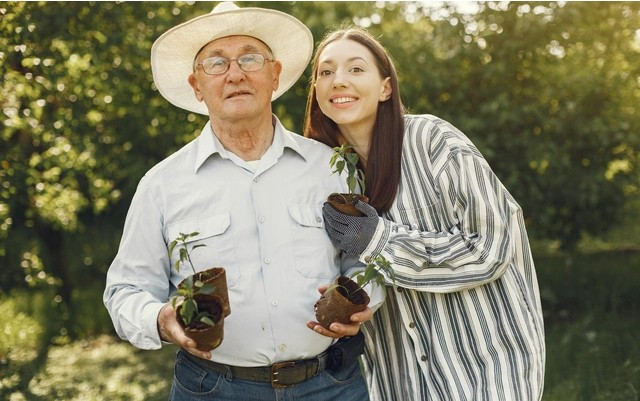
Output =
[
  {"x1": 253, "y1": 177, "x2": 259, "y2": 182},
  {"x1": 409, "y1": 322, "x2": 416, "y2": 328},
  {"x1": 258, "y1": 216, "x2": 265, "y2": 223},
  {"x1": 264, "y1": 258, "x2": 271, "y2": 264},
  {"x1": 397, "y1": 287, "x2": 403, "y2": 293},
  {"x1": 316, "y1": 216, "x2": 322, "y2": 223},
  {"x1": 271, "y1": 300, "x2": 279, "y2": 307},
  {"x1": 279, "y1": 344, "x2": 286, "y2": 352},
  {"x1": 420, "y1": 355, "x2": 427, "y2": 362}
]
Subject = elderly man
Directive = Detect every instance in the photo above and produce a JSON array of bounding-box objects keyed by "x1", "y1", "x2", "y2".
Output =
[{"x1": 104, "y1": 3, "x2": 378, "y2": 400}]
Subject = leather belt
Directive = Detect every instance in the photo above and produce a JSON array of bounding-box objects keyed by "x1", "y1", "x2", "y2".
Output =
[{"x1": 182, "y1": 350, "x2": 329, "y2": 388}]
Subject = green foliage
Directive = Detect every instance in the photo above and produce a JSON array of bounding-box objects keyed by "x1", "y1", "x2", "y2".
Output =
[
  {"x1": 168, "y1": 231, "x2": 205, "y2": 275},
  {"x1": 0, "y1": 0, "x2": 638, "y2": 365},
  {"x1": 354, "y1": 255, "x2": 395, "y2": 289},
  {"x1": 329, "y1": 143, "x2": 366, "y2": 194},
  {"x1": 0, "y1": 297, "x2": 43, "y2": 362},
  {"x1": 168, "y1": 232, "x2": 215, "y2": 327},
  {"x1": 0, "y1": 3, "x2": 636, "y2": 398},
  {"x1": 537, "y1": 250, "x2": 640, "y2": 400},
  {"x1": 543, "y1": 315, "x2": 640, "y2": 401},
  {"x1": 338, "y1": 255, "x2": 395, "y2": 301},
  {"x1": 20, "y1": 336, "x2": 175, "y2": 401}
]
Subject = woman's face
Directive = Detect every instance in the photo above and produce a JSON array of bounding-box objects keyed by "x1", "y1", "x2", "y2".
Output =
[{"x1": 314, "y1": 38, "x2": 391, "y2": 136}]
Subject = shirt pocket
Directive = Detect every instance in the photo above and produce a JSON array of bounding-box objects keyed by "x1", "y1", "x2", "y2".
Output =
[
  {"x1": 167, "y1": 213, "x2": 240, "y2": 288},
  {"x1": 287, "y1": 203, "x2": 339, "y2": 280}
]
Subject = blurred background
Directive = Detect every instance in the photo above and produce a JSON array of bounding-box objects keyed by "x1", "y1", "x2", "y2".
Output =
[{"x1": 1, "y1": 1, "x2": 639, "y2": 400}]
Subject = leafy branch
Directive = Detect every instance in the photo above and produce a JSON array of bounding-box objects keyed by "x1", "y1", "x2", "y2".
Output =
[
  {"x1": 168, "y1": 231, "x2": 216, "y2": 326},
  {"x1": 329, "y1": 143, "x2": 366, "y2": 194},
  {"x1": 352, "y1": 255, "x2": 395, "y2": 291}
]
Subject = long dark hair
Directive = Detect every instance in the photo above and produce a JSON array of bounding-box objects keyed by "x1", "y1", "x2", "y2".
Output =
[{"x1": 304, "y1": 27, "x2": 405, "y2": 213}]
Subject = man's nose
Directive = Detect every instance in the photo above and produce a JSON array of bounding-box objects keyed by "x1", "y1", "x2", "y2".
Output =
[{"x1": 225, "y1": 60, "x2": 246, "y2": 81}]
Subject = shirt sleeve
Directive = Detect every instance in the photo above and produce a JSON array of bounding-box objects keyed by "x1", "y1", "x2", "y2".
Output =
[
  {"x1": 103, "y1": 176, "x2": 171, "y2": 349},
  {"x1": 360, "y1": 146, "x2": 519, "y2": 294}
]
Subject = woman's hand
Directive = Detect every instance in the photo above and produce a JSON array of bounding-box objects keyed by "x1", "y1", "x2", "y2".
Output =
[
  {"x1": 306, "y1": 284, "x2": 373, "y2": 339},
  {"x1": 322, "y1": 200, "x2": 379, "y2": 255}
]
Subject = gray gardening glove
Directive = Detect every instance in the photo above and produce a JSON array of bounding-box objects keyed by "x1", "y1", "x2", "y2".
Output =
[{"x1": 322, "y1": 200, "x2": 379, "y2": 255}]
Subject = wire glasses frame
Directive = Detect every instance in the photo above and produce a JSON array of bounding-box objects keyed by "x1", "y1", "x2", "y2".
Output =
[{"x1": 194, "y1": 53, "x2": 275, "y2": 75}]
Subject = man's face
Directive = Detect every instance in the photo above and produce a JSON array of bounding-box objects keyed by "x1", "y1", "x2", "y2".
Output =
[{"x1": 188, "y1": 35, "x2": 281, "y2": 123}]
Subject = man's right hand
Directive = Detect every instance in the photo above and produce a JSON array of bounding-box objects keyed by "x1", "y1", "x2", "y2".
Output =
[{"x1": 157, "y1": 303, "x2": 212, "y2": 360}]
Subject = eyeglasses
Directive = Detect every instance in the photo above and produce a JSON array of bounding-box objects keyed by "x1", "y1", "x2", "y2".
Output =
[{"x1": 195, "y1": 53, "x2": 275, "y2": 75}]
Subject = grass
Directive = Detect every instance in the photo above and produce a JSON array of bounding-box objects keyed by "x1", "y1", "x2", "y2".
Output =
[
  {"x1": 543, "y1": 315, "x2": 640, "y2": 401},
  {"x1": 2, "y1": 336, "x2": 177, "y2": 401},
  {"x1": 1, "y1": 249, "x2": 639, "y2": 400}
]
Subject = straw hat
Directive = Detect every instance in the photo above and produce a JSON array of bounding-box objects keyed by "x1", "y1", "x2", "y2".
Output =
[{"x1": 151, "y1": 2, "x2": 313, "y2": 115}]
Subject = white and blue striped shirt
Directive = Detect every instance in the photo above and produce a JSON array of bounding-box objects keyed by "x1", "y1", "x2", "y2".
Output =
[{"x1": 360, "y1": 114, "x2": 545, "y2": 401}]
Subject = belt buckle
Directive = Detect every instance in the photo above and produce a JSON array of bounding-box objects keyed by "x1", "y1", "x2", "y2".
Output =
[{"x1": 271, "y1": 361, "x2": 296, "y2": 388}]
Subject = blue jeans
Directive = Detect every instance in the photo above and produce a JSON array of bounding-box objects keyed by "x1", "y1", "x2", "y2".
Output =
[{"x1": 169, "y1": 349, "x2": 370, "y2": 401}]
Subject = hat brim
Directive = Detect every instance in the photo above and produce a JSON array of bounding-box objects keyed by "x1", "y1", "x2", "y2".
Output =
[{"x1": 151, "y1": 7, "x2": 313, "y2": 115}]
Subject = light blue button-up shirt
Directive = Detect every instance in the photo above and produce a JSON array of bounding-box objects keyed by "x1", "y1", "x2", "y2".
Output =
[{"x1": 104, "y1": 116, "x2": 372, "y2": 366}]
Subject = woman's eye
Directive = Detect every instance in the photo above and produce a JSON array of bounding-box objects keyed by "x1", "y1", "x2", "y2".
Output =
[
  {"x1": 319, "y1": 69, "x2": 333, "y2": 76},
  {"x1": 350, "y1": 66, "x2": 364, "y2": 73}
]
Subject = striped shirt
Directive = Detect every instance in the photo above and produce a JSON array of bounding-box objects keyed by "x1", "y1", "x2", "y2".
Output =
[{"x1": 360, "y1": 114, "x2": 545, "y2": 401}]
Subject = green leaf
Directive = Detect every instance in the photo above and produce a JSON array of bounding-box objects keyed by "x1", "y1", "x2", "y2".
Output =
[
  {"x1": 199, "y1": 316, "x2": 215, "y2": 326},
  {"x1": 168, "y1": 240, "x2": 178, "y2": 257},
  {"x1": 198, "y1": 284, "x2": 216, "y2": 295},
  {"x1": 179, "y1": 248, "x2": 188, "y2": 263},
  {"x1": 180, "y1": 299, "x2": 197, "y2": 325}
]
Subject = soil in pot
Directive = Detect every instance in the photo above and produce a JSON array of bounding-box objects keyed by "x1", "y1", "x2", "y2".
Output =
[
  {"x1": 314, "y1": 275, "x2": 370, "y2": 330},
  {"x1": 177, "y1": 294, "x2": 225, "y2": 351},
  {"x1": 198, "y1": 267, "x2": 231, "y2": 317},
  {"x1": 327, "y1": 193, "x2": 370, "y2": 217}
]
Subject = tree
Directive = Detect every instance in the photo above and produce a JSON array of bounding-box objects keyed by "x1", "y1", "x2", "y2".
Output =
[{"x1": 1, "y1": 1, "x2": 639, "y2": 333}]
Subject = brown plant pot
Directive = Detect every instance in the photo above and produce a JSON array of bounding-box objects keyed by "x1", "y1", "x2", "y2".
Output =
[
  {"x1": 314, "y1": 275, "x2": 370, "y2": 330},
  {"x1": 177, "y1": 293, "x2": 225, "y2": 352},
  {"x1": 198, "y1": 267, "x2": 231, "y2": 317},
  {"x1": 327, "y1": 193, "x2": 370, "y2": 217}
]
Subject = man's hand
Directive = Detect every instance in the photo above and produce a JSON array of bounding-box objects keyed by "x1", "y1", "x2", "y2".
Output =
[
  {"x1": 157, "y1": 303, "x2": 212, "y2": 359},
  {"x1": 306, "y1": 285, "x2": 373, "y2": 339}
]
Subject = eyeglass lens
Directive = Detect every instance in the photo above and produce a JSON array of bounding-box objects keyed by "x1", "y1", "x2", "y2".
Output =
[{"x1": 201, "y1": 53, "x2": 267, "y2": 75}]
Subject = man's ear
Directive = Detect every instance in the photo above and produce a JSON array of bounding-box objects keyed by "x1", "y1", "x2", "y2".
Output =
[
  {"x1": 188, "y1": 74, "x2": 203, "y2": 102},
  {"x1": 271, "y1": 61, "x2": 282, "y2": 92},
  {"x1": 379, "y1": 77, "x2": 392, "y2": 102}
]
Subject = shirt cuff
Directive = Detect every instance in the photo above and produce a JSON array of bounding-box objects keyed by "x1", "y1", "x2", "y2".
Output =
[
  {"x1": 360, "y1": 217, "x2": 391, "y2": 263},
  {"x1": 141, "y1": 302, "x2": 167, "y2": 349}
]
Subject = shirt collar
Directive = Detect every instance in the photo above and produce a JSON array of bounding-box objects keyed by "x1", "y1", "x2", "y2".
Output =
[{"x1": 194, "y1": 115, "x2": 305, "y2": 173}]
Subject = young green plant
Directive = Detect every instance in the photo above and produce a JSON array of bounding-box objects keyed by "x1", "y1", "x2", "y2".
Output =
[
  {"x1": 329, "y1": 143, "x2": 366, "y2": 194},
  {"x1": 169, "y1": 232, "x2": 217, "y2": 327},
  {"x1": 336, "y1": 255, "x2": 395, "y2": 301},
  {"x1": 352, "y1": 255, "x2": 394, "y2": 293}
]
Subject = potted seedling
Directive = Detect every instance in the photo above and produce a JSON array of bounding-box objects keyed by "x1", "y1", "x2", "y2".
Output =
[
  {"x1": 327, "y1": 143, "x2": 369, "y2": 216},
  {"x1": 169, "y1": 232, "x2": 231, "y2": 351},
  {"x1": 314, "y1": 255, "x2": 395, "y2": 330}
]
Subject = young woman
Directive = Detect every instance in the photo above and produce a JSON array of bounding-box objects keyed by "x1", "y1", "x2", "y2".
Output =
[{"x1": 305, "y1": 27, "x2": 545, "y2": 401}]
